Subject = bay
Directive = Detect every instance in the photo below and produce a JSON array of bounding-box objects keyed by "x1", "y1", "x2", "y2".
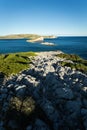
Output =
[{"x1": 0, "y1": 37, "x2": 87, "y2": 59}]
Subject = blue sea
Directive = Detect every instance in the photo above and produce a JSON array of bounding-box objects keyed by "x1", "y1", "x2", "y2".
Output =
[{"x1": 0, "y1": 37, "x2": 87, "y2": 59}]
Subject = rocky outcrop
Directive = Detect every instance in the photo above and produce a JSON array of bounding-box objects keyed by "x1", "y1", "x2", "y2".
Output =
[
  {"x1": 27, "y1": 37, "x2": 44, "y2": 43},
  {"x1": 0, "y1": 51, "x2": 87, "y2": 130}
]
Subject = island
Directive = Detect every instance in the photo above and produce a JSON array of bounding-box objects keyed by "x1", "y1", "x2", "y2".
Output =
[
  {"x1": 0, "y1": 34, "x2": 57, "y2": 45},
  {"x1": 0, "y1": 34, "x2": 57, "y2": 40},
  {"x1": 0, "y1": 34, "x2": 41, "y2": 39}
]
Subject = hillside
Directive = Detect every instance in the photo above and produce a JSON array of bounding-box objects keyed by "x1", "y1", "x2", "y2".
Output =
[
  {"x1": 0, "y1": 51, "x2": 87, "y2": 130},
  {"x1": 0, "y1": 34, "x2": 57, "y2": 40}
]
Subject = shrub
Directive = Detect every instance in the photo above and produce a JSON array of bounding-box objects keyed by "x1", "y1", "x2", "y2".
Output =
[
  {"x1": 5, "y1": 96, "x2": 36, "y2": 129},
  {"x1": 9, "y1": 96, "x2": 35, "y2": 115}
]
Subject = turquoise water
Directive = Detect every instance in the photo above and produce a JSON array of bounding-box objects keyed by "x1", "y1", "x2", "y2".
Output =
[{"x1": 0, "y1": 37, "x2": 87, "y2": 59}]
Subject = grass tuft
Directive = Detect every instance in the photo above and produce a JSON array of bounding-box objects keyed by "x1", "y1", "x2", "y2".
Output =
[
  {"x1": 0, "y1": 52, "x2": 36, "y2": 77},
  {"x1": 57, "y1": 53, "x2": 87, "y2": 73}
]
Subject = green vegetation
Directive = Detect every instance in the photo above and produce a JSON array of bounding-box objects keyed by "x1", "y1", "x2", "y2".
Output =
[
  {"x1": 5, "y1": 96, "x2": 49, "y2": 130},
  {"x1": 57, "y1": 53, "x2": 82, "y2": 62},
  {"x1": 57, "y1": 53, "x2": 87, "y2": 73},
  {"x1": 9, "y1": 97, "x2": 35, "y2": 116},
  {"x1": 0, "y1": 52, "x2": 36, "y2": 77}
]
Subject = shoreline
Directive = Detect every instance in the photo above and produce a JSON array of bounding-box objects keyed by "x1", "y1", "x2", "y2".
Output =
[{"x1": 0, "y1": 36, "x2": 87, "y2": 60}]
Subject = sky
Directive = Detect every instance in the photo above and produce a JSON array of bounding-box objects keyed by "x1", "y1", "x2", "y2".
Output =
[{"x1": 0, "y1": 0, "x2": 87, "y2": 36}]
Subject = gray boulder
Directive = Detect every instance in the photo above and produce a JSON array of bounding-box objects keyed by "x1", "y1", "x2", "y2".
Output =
[
  {"x1": 81, "y1": 108, "x2": 87, "y2": 129},
  {"x1": 33, "y1": 119, "x2": 50, "y2": 130},
  {"x1": 54, "y1": 87, "x2": 74, "y2": 100}
]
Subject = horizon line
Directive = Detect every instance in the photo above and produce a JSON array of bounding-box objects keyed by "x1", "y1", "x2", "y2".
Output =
[{"x1": 0, "y1": 33, "x2": 87, "y2": 37}]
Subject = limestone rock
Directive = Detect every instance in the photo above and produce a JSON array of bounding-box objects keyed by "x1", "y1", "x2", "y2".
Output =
[
  {"x1": 0, "y1": 51, "x2": 87, "y2": 130},
  {"x1": 81, "y1": 109, "x2": 87, "y2": 129},
  {"x1": 33, "y1": 119, "x2": 50, "y2": 130},
  {"x1": 55, "y1": 87, "x2": 74, "y2": 99}
]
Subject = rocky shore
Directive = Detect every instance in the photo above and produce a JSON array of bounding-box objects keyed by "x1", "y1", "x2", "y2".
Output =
[
  {"x1": 0, "y1": 51, "x2": 87, "y2": 130},
  {"x1": 26, "y1": 37, "x2": 44, "y2": 43}
]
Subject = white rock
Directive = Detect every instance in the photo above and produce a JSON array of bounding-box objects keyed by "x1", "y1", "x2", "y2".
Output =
[
  {"x1": 16, "y1": 75, "x2": 23, "y2": 81},
  {"x1": 82, "y1": 87, "x2": 87, "y2": 92},
  {"x1": 16, "y1": 85, "x2": 26, "y2": 91},
  {"x1": 16, "y1": 85, "x2": 27, "y2": 97}
]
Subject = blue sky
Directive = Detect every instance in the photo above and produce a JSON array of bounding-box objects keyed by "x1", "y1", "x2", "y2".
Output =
[{"x1": 0, "y1": 0, "x2": 87, "y2": 36}]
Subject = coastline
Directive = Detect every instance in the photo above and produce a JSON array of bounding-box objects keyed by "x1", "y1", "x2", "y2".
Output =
[
  {"x1": 0, "y1": 36, "x2": 87, "y2": 60},
  {"x1": 26, "y1": 35, "x2": 57, "y2": 43},
  {"x1": 26, "y1": 36, "x2": 44, "y2": 43},
  {"x1": 0, "y1": 34, "x2": 57, "y2": 40}
]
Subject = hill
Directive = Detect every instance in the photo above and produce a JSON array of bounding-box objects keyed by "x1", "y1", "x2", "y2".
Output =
[{"x1": 0, "y1": 34, "x2": 57, "y2": 40}]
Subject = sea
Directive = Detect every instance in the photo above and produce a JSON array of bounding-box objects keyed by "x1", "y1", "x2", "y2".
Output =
[{"x1": 0, "y1": 36, "x2": 87, "y2": 59}]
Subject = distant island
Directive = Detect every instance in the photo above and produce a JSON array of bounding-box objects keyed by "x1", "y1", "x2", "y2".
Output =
[{"x1": 0, "y1": 34, "x2": 57, "y2": 41}]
